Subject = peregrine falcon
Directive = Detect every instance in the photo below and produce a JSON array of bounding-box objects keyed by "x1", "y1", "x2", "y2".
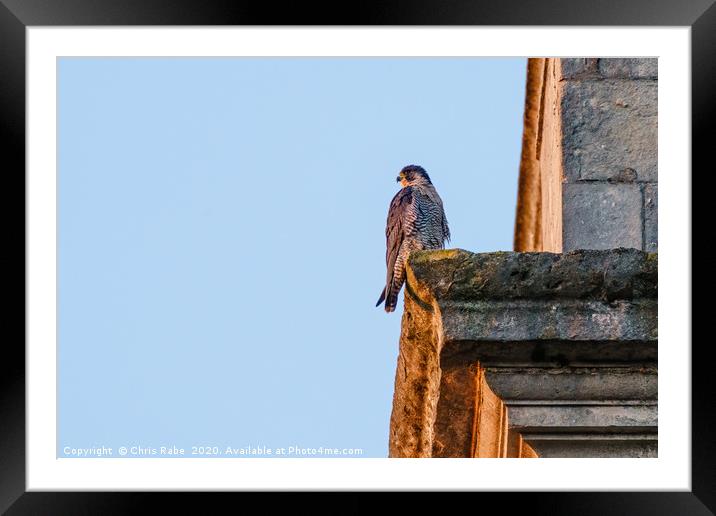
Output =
[{"x1": 376, "y1": 165, "x2": 450, "y2": 313}]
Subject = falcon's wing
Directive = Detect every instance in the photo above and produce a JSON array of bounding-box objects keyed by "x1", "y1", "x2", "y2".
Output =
[{"x1": 385, "y1": 186, "x2": 413, "y2": 286}]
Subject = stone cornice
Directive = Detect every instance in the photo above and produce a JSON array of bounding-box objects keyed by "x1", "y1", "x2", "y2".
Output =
[{"x1": 407, "y1": 248, "x2": 657, "y2": 303}]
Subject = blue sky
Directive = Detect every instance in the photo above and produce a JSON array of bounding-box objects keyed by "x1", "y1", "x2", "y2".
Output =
[{"x1": 58, "y1": 57, "x2": 526, "y2": 458}]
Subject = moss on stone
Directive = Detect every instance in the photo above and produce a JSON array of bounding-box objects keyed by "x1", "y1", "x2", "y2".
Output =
[{"x1": 409, "y1": 248, "x2": 466, "y2": 265}]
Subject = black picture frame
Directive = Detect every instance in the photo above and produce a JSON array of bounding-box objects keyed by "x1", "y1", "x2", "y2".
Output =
[{"x1": 2, "y1": 0, "x2": 708, "y2": 513}]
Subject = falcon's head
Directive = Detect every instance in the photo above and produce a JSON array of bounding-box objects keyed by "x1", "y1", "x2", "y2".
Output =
[{"x1": 397, "y1": 165, "x2": 432, "y2": 188}]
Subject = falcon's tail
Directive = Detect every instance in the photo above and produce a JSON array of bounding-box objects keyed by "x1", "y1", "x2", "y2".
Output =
[
  {"x1": 383, "y1": 288, "x2": 398, "y2": 313},
  {"x1": 376, "y1": 287, "x2": 386, "y2": 308},
  {"x1": 376, "y1": 285, "x2": 398, "y2": 312},
  {"x1": 377, "y1": 279, "x2": 402, "y2": 313}
]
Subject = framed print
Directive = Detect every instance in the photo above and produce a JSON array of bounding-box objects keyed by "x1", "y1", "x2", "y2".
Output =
[{"x1": 2, "y1": 0, "x2": 709, "y2": 513}]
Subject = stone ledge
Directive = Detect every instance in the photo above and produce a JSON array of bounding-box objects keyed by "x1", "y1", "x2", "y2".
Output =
[{"x1": 408, "y1": 248, "x2": 657, "y2": 303}]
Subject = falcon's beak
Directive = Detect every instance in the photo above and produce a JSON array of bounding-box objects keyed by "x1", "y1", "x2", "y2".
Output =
[{"x1": 396, "y1": 176, "x2": 402, "y2": 183}]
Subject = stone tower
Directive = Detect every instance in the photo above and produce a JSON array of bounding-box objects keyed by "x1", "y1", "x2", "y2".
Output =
[
  {"x1": 388, "y1": 58, "x2": 658, "y2": 458},
  {"x1": 514, "y1": 58, "x2": 657, "y2": 253}
]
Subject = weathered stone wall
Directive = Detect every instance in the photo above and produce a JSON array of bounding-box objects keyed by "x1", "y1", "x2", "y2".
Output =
[
  {"x1": 388, "y1": 249, "x2": 657, "y2": 458},
  {"x1": 514, "y1": 58, "x2": 658, "y2": 252}
]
